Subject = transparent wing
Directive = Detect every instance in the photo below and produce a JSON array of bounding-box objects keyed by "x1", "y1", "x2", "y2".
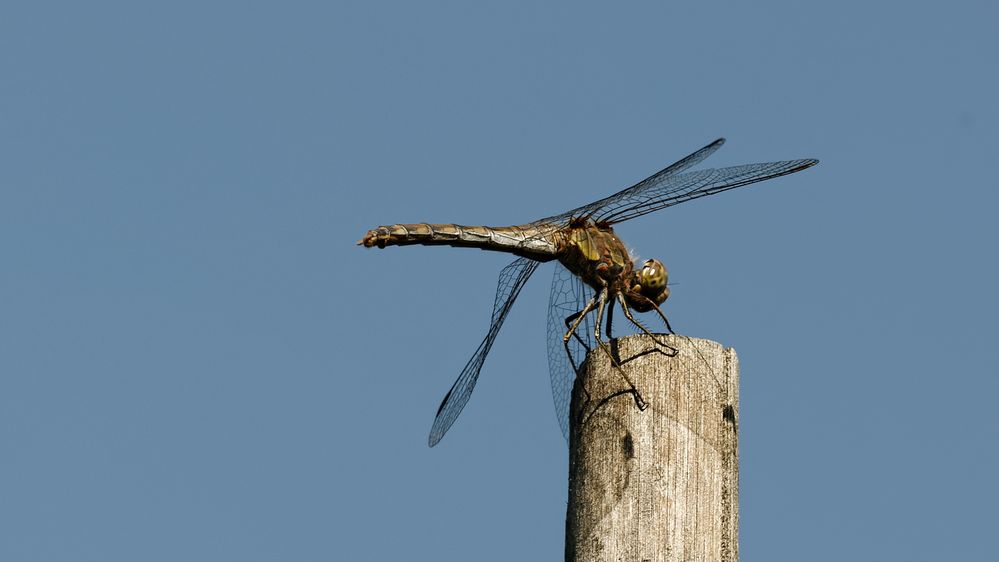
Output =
[
  {"x1": 428, "y1": 257, "x2": 541, "y2": 447},
  {"x1": 532, "y1": 138, "x2": 817, "y2": 227},
  {"x1": 545, "y1": 264, "x2": 596, "y2": 440},
  {"x1": 592, "y1": 158, "x2": 818, "y2": 224},
  {"x1": 532, "y1": 138, "x2": 726, "y2": 228}
]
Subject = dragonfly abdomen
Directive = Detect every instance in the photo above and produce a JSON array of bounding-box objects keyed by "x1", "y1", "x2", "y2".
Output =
[{"x1": 359, "y1": 223, "x2": 558, "y2": 260}]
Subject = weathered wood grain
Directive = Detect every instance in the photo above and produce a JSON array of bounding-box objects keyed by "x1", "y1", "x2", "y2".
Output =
[{"x1": 565, "y1": 335, "x2": 739, "y2": 562}]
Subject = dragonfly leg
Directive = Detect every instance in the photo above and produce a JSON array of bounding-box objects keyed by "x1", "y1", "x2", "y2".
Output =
[
  {"x1": 563, "y1": 297, "x2": 598, "y2": 352},
  {"x1": 605, "y1": 298, "x2": 615, "y2": 340},
  {"x1": 648, "y1": 300, "x2": 676, "y2": 335},
  {"x1": 562, "y1": 296, "x2": 599, "y2": 409},
  {"x1": 616, "y1": 294, "x2": 678, "y2": 356},
  {"x1": 594, "y1": 288, "x2": 648, "y2": 411}
]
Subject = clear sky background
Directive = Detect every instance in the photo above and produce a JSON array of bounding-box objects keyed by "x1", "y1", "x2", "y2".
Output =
[{"x1": 2, "y1": 1, "x2": 997, "y2": 560}]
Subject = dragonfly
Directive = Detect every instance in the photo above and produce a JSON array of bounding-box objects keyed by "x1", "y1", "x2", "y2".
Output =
[{"x1": 359, "y1": 138, "x2": 818, "y2": 446}]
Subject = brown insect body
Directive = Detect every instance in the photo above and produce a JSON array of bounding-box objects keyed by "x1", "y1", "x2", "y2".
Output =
[{"x1": 359, "y1": 217, "x2": 661, "y2": 303}]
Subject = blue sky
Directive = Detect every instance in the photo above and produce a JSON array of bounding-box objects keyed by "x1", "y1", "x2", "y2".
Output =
[{"x1": 2, "y1": 1, "x2": 997, "y2": 560}]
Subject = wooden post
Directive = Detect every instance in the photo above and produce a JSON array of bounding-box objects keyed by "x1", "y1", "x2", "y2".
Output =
[{"x1": 565, "y1": 335, "x2": 739, "y2": 562}]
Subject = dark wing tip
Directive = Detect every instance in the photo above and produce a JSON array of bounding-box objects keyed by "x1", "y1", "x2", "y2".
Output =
[
  {"x1": 434, "y1": 389, "x2": 453, "y2": 417},
  {"x1": 778, "y1": 158, "x2": 819, "y2": 180},
  {"x1": 712, "y1": 137, "x2": 726, "y2": 146},
  {"x1": 427, "y1": 391, "x2": 452, "y2": 447}
]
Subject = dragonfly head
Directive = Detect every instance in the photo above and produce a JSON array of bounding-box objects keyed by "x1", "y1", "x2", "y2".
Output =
[{"x1": 626, "y1": 259, "x2": 669, "y2": 311}]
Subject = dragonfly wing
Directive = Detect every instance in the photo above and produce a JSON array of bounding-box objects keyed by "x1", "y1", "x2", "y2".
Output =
[
  {"x1": 532, "y1": 138, "x2": 726, "y2": 227},
  {"x1": 428, "y1": 257, "x2": 541, "y2": 447},
  {"x1": 593, "y1": 158, "x2": 818, "y2": 224},
  {"x1": 546, "y1": 264, "x2": 596, "y2": 441}
]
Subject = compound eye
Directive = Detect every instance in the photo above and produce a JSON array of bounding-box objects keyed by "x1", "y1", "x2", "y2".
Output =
[
  {"x1": 638, "y1": 259, "x2": 668, "y2": 293},
  {"x1": 635, "y1": 259, "x2": 669, "y2": 304}
]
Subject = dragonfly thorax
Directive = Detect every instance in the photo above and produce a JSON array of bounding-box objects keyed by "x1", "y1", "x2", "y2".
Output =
[{"x1": 558, "y1": 223, "x2": 670, "y2": 312}]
